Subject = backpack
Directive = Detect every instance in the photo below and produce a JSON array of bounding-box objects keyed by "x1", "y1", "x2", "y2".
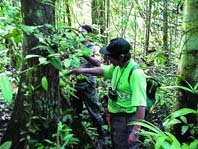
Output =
[{"x1": 128, "y1": 65, "x2": 161, "y2": 111}]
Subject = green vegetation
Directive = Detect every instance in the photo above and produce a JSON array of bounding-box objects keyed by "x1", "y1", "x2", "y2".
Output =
[{"x1": 0, "y1": 0, "x2": 197, "y2": 148}]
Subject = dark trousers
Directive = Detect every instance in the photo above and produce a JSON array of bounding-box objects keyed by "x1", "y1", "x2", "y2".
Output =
[
  {"x1": 110, "y1": 113, "x2": 139, "y2": 149},
  {"x1": 72, "y1": 82, "x2": 105, "y2": 137}
]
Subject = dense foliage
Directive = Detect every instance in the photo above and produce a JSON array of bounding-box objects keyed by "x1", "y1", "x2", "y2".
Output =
[{"x1": 0, "y1": 0, "x2": 197, "y2": 148}]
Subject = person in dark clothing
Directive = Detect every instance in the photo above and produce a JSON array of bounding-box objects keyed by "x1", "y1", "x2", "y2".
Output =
[{"x1": 71, "y1": 25, "x2": 106, "y2": 140}]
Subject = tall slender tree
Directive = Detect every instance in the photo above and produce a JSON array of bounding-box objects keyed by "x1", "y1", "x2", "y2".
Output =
[
  {"x1": 163, "y1": 0, "x2": 169, "y2": 53},
  {"x1": 91, "y1": 0, "x2": 106, "y2": 41},
  {"x1": 144, "y1": 0, "x2": 152, "y2": 53},
  {"x1": 2, "y1": 0, "x2": 61, "y2": 147},
  {"x1": 174, "y1": 0, "x2": 198, "y2": 142}
]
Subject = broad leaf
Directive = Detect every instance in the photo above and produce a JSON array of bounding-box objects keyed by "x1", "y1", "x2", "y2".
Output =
[
  {"x1": 181, "y1": 125, "x2": 189, "y2": 135},
  {"x1": 39, "y1": 57, "x2": 48, "y2": 65},
  {"x1": 41, "y1": 76, "x2": 48, "y2": 91},
  {"x1": 49, "y1": 57, "x2": 62, "y2": 70},
  {"x1": 25, "y1": 54, "x2": 40, "y2": 59},
  {"x1": 0, "y1": 74, "x2": 13, "y2": 104},
  {"x1": 189, "y1": 139, "x2": 198, "y2": 149},
  {"x1": 0, "y1": 141, "x2": 12, "y2": 149}
]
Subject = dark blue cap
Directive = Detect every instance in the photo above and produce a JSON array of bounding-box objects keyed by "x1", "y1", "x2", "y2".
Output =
[{"x1": 100, "y1": 38, "x2": 131, "y2": 55}]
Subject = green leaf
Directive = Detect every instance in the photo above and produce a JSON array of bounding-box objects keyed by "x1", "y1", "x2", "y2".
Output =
[
  {"x1": 189, "y1": 139, "x2": 198, "y2": 149},
  {"x1": 39, "y1": 57, "x2": 48, "y2": 65},
  {"x1": 166, "y1": 132, "x2": 181, "y2": 149},
  {"x1": 155, "y1": 136, "x2": 167, "y2": 149},
  {"x1": 180, "y1": 116, "x2": 187, "y2": 124},
  {"x1": 0, "y1": 74, "x2": 13, "y2": 104},
  {"x1": 165, "y1": 108, "x2": 197, "y2": 121},
  {"x1": 163, "y1": 119, "x2": 181, "y2": 128},
  {"x1": 41, "y1": 76, "x2": 48, "y2": 91},
  {"x1": 181, "y1": 143, "x2": 189, "y2": 149},
  {"x1": 161, "y1": 141, "x2": 171, "y2": 149},
  {"x1": 49, "y1": 57, "x2": 62, "y2": 70},
  {"x1": 25, "y1": 54, "x2": 40, "y2": 59},
  {"x1": 4, "y1": 27, "x2": 21, "y2": 39},
  {"x1": 161, "y1": 86, "x2": 194, "y2": 93},
  {"x1": 20, "y1": 24, "x2": 38, "y2": 34},
  {"x1": 48, "y1": 53, "x2": 60, "y2": 58},
  {"x1": 130, "y1": 120, "x2": 165, "y2": 136},
  {"x1": 171, "y1": 108, "x2": 197, "y2": 119},
  {"x1": 181, "y1": 125, "x2": 189, "y2": 135},
  {"x1": 0, "y1": 141, "x2": 12, "y2": 149},
  {"x1": 63, "y1": 59, "x2": 71, "y2": 68}
]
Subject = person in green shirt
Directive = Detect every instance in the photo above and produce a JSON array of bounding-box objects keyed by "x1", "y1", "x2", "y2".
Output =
[{"x1": 69, "y1": 37, "x2": 147, "y2": 149}]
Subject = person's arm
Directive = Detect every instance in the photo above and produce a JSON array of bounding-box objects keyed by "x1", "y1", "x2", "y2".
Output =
[
  {"x1": 84, "y1": 45, "x2": 101, "y2": 66},
  {"x1": 128, "y1": 106, "x2": 146, "y2": 145},
  {"x1": 84, "y1": 56, "x2": 101, "y2": 66},
  {"x1": 69, "y1": 67, "x2": 102, "y2": 76}
]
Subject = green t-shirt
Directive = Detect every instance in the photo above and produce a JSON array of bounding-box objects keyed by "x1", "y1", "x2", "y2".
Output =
[{"x1": 101, "y1": 59, "x2": 147, "y2": 113}]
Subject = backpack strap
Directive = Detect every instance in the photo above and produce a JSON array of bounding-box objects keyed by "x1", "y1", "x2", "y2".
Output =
[{"x1": 128, "y1": 64, "x2": 141, "y2": 85}]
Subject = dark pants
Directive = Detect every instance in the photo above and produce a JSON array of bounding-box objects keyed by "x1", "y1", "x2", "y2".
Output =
[
  {"x1": 110, "y1": 113, "x2": 139, "y2": 149},
  {"x1": 72, "y1": 82, "x2": 105, "y2": 137}
]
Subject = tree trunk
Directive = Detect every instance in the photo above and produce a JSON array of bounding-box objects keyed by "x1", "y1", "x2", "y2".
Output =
[
  {"x1": 163, "y1": 0, "x2": 169, "y2": 54},
  {"x1": 144, "y1": 0, "x2": 152, "y2": 53},
  {"x1": 2, "y1": 0, "x2": 61, "y2": 148},
  {"x1": 105, "y1": 0, "x2": 110, "y2": 44},
  {"x1": 91, "y1": 0, "x2": 106, "y2": 41},
  {"x1": 65, "y1": 0, "x2": 72, "y2": 26},
  {"x1": 174, "y1": 0, "x2": 198, "y2": 142}
]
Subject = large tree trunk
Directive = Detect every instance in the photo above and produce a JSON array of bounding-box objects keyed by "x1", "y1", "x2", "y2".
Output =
[
  {"x1": 1, "y1": 0, "x2": 61, "y2": 148},
  {"x1": 174, "y1": 0, "x2": 198, "y2": 142}
]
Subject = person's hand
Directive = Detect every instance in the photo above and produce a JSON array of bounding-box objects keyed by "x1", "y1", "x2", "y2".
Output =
[
  {"x1": 68, "y1": 68, "x2": 84, "y2": 75},
  {"x1": 128, "y1": 131, "x2": 139, "y2": 145}
]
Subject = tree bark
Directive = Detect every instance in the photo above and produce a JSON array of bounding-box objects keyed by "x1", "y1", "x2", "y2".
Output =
[
  {"x1": 163, "y1": 0, "x2": 169, "y2": 54},
  {"x1": 65, "y1": 0, "x2": 72, "y2": 26},
  {"x1": 174, "y1": 0, "x2": 198, "y2": 142},
  {"x1": 2, "y1": 0, "x2": 61, "y2": 148},
  {"x1": 91, "y1": 0, "x2": 106, "y2": 41},
  {"x1": 144, "y1": 0, "x2": 152, "y2": 53}
]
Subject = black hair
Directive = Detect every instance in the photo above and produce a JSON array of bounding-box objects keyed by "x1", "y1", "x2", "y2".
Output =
[
  {"x1": 110, "y1": 52, "x2": 131, "y2": 62},
  {"x1": 80, "y1": 25, "x2": 93, "y2": 33}
]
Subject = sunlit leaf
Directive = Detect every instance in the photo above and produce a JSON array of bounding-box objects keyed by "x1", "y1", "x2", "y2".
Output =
[
  {"x1": 25, "y1": 54, "x2": 40, "y2": 59},
  {"x1": 39, "y1": 57, "x2": 48, "y2": 65},
  {"x1": 168, "y1": 108, "x2": 197, "y2": 119},
  {"x1": 163, "y1": 119, "x2": 181, "y2": 128},
  {"x1": 41, "y1": 76, "x2": 48, "y2": 91},
  {"x1": 166, "y1": 132, "x2": 181, "y2": 149},
  {"x1": 63, "y1": 59, "x2": 71, "y2": 68},
  {"x1": 0, "y1": 74, "x2": 13, "y2": 104},
  {"x1": 155, "y1": 136, "x2": 167, "y2": 149},
  {"x1": 181, "y1": 125, "x2": 189, "y2": 135},
  {"x1": 180, "y1": 116, "x2": 187, "y2": 124},
  {"x1": 161, "y1": 85, "x2": 194, "y2": 93},
  {"x1": 20, "y1": 24, "x2": 38, "y2": 34},
  {"x1": 189, "y1": 139, "x2": 198, "y2": 149},
  {"x1": 0, "y1": 141, "x2": 12, "y2": 149}
]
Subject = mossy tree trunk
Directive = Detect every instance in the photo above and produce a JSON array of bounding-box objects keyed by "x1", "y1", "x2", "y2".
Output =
[
  {"x1": 2, "y1": 0, "x2": 62, "y2": 148},
  {"x1": 174, "y1": 0, "x2": 198, "y2": 142}
]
